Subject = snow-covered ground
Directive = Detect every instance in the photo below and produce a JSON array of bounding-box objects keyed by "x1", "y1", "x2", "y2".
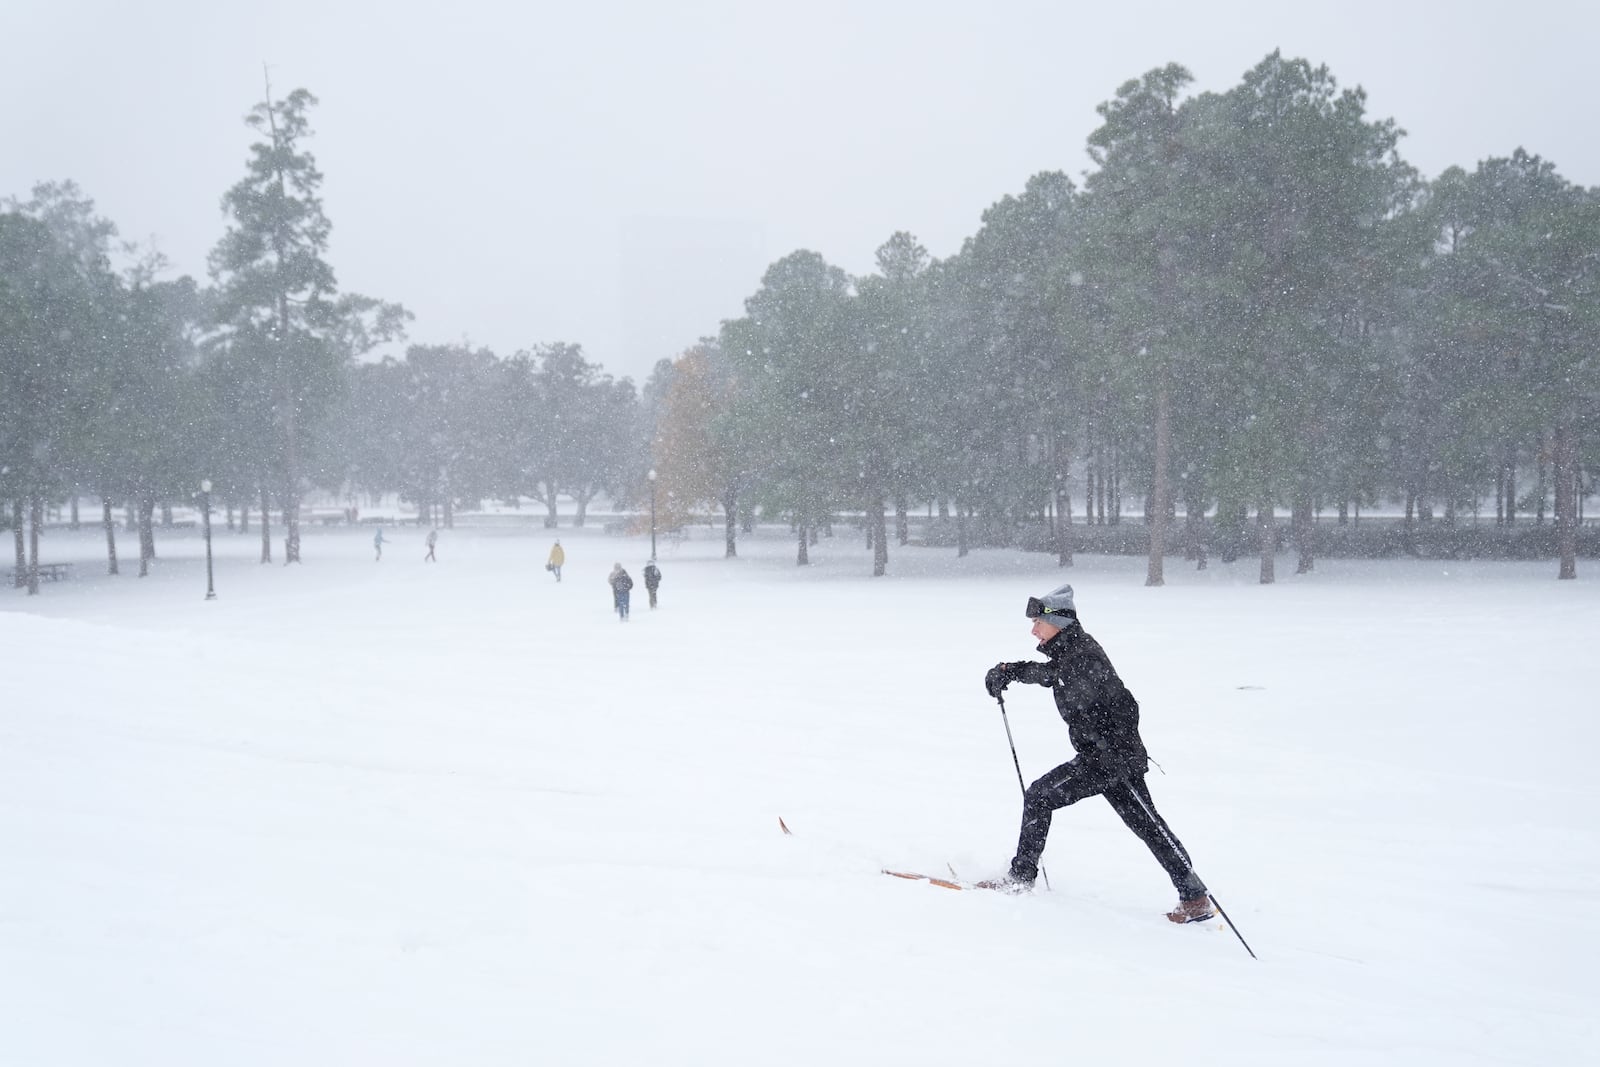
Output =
[{"x1": 2, "y1": 519, "x2": 1596, "y2": 1065}]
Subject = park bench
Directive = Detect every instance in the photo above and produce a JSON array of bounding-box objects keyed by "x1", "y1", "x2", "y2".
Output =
[{"x1": 6, "y1": 562, "x2": 73, "y2": 582}]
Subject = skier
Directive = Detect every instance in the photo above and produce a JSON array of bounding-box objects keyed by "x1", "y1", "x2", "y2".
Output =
[
  {"x1": 424, "y1": 528, "x2": 438, "y2": 562},
  {"x1": 547, "y1": 540, "x2": 564, "y2": 582},
  {"x1": 982, "y1": 583, "x2": 1214, "y2": 923},
  {"x1": 643, "y1": 559, "x2": 661, "y2": 609},
  {"x1": 373, "y1": 527, "x2": 387, "y2": 561},
  {"x1": 608, "y1": 563, "x2": 633, "y2": 621}
]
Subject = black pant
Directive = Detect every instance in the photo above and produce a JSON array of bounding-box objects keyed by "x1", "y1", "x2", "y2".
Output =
[{"x1": 1010, "y1": 760, "x2": 1205, "y2": 899}]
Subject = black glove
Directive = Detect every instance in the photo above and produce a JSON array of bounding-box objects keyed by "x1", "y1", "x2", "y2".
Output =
[{"x1": 985, "y1": 663, "x2": 1014, "y2": 699}]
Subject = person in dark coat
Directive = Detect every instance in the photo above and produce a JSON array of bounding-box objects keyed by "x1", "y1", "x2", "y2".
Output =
[
  {"x1": 982, "y1": 583, "x2": 1213, "y2": 923},
  {"x1": 608, "y1": 563, "x2": 633, "y2": 621},
  {"x1": 643, "y1": 560, "x2": 661, "y2": 608}
]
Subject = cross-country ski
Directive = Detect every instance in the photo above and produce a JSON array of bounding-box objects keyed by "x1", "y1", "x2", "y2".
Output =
[{"x1": 882, "y1": 868, "x2": 967, "y2": 890}]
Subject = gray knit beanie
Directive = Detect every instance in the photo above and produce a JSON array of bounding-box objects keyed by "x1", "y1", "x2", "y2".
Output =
[{"x1": 1025, "y1": 583, "x2": 1077, "y2": 624}]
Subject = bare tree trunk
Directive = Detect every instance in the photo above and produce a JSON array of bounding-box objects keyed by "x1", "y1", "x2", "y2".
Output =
[
  {"x1": 1091, "y1": 450, "x2": 1104, "y2": 525},
  {"x1": 279, "y1": 375, "x2": 301, "y2": 564},
  {"x1": 1504, "y1": 450, "x2": 1517, "y2": 526},
  {"x1": 144, "y1": 499, "x2": 158, "y2": 557},
  {"x1": 137, "y1": 498, "x2": 156, "y2": 577},
  {"x1": 70, "y1": 497, "x2": 80, "y2": 530},
  {"x1": 1146, "y1": 380, "x2": 1171, "y2": 587},
  {"x1": 871, "y1": 492, "x2": 888, "y2": 577},
  {"x1": 1187, "y1": 507, "x2": 1208, "y2": 571},
  {"x1": 1055, "y1": 484, "x2": 1074, "y2": 568},
  {"x1": 11, "y1": 500, "x2": 24, "y2": 587},
  {"x1": 102, "y1": 497, "x2": 118, "y2": 575},
  {"x1": 722, "y1": 486, "x2": 738, "y2": 558},
  {"x1": 1111, "y1": 448, "x2": 1122, "y2": 525},
  {"x1": 1293, "y1": 493, "x2": 1315, "y2": 574},
  {"x1": 1053, "y1": 431, "x2": 1074, "y2": 568},
  {"x1": 1258, "y1": 498, "x2": 1275, "y2": 585},
  {"x1": 1555, "y1": 421, "x2": 1577, "y2": 580},
  {"x1": 1536, "y1": 432, "x2": 1549, "y2": 525},
  {"x1": 957, "y1": 500, "x2": 969, "y2": 558},
  {"x1": 27, "y1": 496, "x2": 42, "y2": 595},
  {"x1": 283, "y1": 480, "x2": 300, "y2": 565},
  {"x1": 259, "y1": 486, "x2": 273, "y2": 564},
  {"x1": 1216, "y1": 500, "x2": 1239, "y2": 563},
  {"x1": 895, "y1": 496, "x2": 908, "y2": 546},
  {"x1": 796, "y1": 522, "x2": 809, "y2": 566},
  {"x1": 543, "y1": 489, "x2": 559, "y2": 528}
]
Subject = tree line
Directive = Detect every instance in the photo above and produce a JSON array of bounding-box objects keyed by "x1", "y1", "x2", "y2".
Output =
[
  {"x1": 4, "y1": 53, "x2": 1597, "y2": 595},
  {"x1": 1, "y1": 83, "x2": 639, "y2": 593},
  {"x1": 651, "y1": 52, "x2": 1599, "y2": 582}
]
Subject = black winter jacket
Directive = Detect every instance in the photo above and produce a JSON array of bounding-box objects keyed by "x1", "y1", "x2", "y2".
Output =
[{"x1": 1004, "y1": 623, "x2": 1149, "y2": 775}]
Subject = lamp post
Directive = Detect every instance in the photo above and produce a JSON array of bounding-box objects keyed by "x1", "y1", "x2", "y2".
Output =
[
  {"x1": 648, "y1": 468, "x2": 657, "y2": 560},
  {"x1": 200, "y1": 479, "x2": 216, "y2": 601}
]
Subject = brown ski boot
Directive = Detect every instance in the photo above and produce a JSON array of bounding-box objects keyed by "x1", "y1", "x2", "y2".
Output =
[{"x1": 1166, "y1": 895, "x2": 1215, "y2": 924}]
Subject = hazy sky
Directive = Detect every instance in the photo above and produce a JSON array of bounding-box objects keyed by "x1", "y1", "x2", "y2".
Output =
[{"x1": 5, "y1": 0, "x2": 1597, "y2": 384}]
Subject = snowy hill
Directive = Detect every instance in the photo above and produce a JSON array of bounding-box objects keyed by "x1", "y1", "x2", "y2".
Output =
[{"x1": 2, "y1": 522, "x2": 1595, "y2": 1065}]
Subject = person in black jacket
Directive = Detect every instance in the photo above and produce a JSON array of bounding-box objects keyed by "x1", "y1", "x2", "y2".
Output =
[
  {"x1": 982, "y1": 583, "x2": 1213, "y2": 923},
  {"x1": 608, "y1": 563, "x2": 633, "y2": 621},
  {"x1": 643, "y1": 560, "x2": 661, "y2": 608}
]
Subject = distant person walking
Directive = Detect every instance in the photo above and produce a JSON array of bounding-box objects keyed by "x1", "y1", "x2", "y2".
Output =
[
  {"x1": 374, "y1": 527, "x2": 387, "y2": 561},
  {"x1": 643, "y1": 560, "x2": 661, "y2": 609},
  {"x1": 424, "y1": 528, "x2": 438, "y2": 562},
  {"x1": 547, "y1": 540, "x2": 564, "y2": 582},
  {"x1": 608, "y1": 563, "x2": 633, "y2": 621}
]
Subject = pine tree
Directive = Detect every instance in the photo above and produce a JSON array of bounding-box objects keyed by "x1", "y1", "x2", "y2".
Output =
[{"x1": 208, "y1": 81, "x2": 407, "y2": 563}]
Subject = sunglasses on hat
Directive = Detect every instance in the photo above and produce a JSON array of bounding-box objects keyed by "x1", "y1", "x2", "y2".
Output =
[{"x1": 1025, "y1": 596, "x2": 1072, "y2": 620}]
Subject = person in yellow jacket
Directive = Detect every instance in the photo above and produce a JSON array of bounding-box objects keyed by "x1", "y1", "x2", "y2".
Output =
[{"x1": 546, "y1": 540, "x2": 564, "y2": 581}]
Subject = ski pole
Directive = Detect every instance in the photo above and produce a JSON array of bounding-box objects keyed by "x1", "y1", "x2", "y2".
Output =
[
  {"x1": 1123, "y1": 778, "x2": 1256, "y2": 960},
  {"x1": 996, "y1": 695, "x2": 1050, "y2": 890},
  {"x1": 996, "y1": 694, "x2": 1028, "y2": 797}
]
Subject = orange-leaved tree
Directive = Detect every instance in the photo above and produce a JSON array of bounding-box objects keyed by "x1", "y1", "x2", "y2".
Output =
[{"x1": 650, "y1": 342, "x2": 747, "y2": 557}]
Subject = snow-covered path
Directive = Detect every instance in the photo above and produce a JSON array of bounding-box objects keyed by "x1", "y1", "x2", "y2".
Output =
[{"x1": 3, "y1": 522, "x2": 1595, "y2": 1064}]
